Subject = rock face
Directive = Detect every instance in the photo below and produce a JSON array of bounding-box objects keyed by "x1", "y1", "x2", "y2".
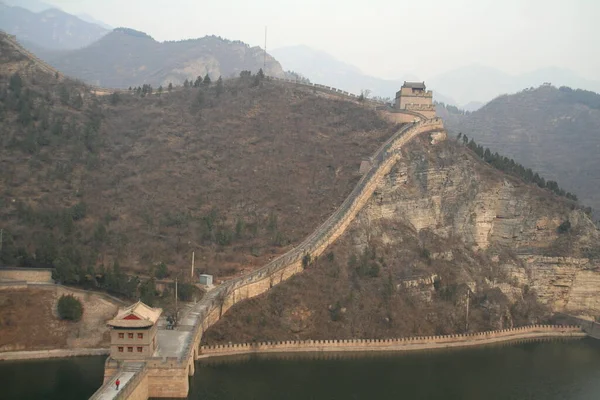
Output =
[
  {"x1": 203, "y1": 133, "x2": 599, "y2": 344},
  {"x1": 360, "y1": 137, "x2": 600, "y2": 316}
]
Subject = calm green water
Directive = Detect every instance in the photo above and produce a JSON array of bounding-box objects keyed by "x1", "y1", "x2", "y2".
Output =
[
  {"x1": 0, "y1": 356, "x2": 105, "y2": 400},
  {"x1": 2, "y1": 339, "x2": 600, "y2": 399},
  {"x1": 190, "y1": 338, "x2": 600, "y2": 400}
]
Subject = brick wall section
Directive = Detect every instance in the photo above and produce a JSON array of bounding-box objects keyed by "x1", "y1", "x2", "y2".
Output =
[
  {"x1": 199, "y1": 325, "x2": 584, "y2": 357},
  {"x1": 0, "y1": 268, "x2": 53, "y2": 283}
]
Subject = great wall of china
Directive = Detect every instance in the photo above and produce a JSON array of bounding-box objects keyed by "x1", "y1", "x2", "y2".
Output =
[
  {"x1": 198, "y1": 325, "x2": 585, "y2": 357},
  {"x1": 0, "y1": 31, "x2": 592, "y2": 400},
  {"x1": 88, "y1": 112, "x2": 590, "y2": 400},
  {"x1": 88, "y1": 115, "x2": 447, "y2": 399}
]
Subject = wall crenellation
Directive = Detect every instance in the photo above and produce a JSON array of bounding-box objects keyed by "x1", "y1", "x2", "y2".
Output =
[
  {"x1": 177, "y1": 119, "x2": 446, "y2": 365},
  {"x1": 199, "y1": 325, "x2": 584, "y2": 357}
]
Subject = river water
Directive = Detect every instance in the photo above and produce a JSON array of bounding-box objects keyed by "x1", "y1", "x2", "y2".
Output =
[{"x1": 1, "y1": 338, "x2": 600, "y2": 399}]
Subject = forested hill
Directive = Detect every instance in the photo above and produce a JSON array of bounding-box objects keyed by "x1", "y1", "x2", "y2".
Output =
[
  {"x1": 439, "y1": 85, "x2": 600, "y2": 218},
  {"x1": 0, "y1": 31, "x2": 396, "y2": 300},
  {"x1": 41, "y1": 28, "x2": 286, "y2": 88}
]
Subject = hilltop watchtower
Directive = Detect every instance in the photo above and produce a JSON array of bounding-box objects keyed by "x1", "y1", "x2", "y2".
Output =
[
  {"x1": 394, "y1": 81, "x2": 435, "y2": 119},
  {"x1": 107, "y1": 301, "x2": 162, "y2": 360}
]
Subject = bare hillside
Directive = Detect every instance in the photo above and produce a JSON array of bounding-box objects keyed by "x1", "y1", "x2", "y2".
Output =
[
  {"x1": 0, "y1": 32, "x2": 397, "y2": 293},
  {"x1": 204, "y1": 137, "x2": 600, "y2": 344},
  {"x1": 439, "y1": 85, "x2": 600, "y2": 218}
]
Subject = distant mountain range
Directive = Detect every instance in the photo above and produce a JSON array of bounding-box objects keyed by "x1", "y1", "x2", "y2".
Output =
[
  {"x1": 0, "y1": 3, "x2": 109, "y2": 50},
  {"x1": 439, "y1": 85, "x2": 600, "y2": 217},
  {"x1": 272, "y1": 46, "x2": 600, "y2": 112},
  {"x1": 38, "y1": 28, "x2": 285, "y2": 88},
  {"x1": 1, "y1": 0, "x2": 55, "y2": 12},
  {"x1": 429, "y1": 64, "x2": 600, "y2": 108},
  {"x1": 271, "y1": 45, "x2": 456, "y2": 106}
]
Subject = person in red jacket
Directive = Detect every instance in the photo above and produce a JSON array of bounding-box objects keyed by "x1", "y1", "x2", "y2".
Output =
[{"x1": 115, "y1": 378, "x2": 120, "y2": 390}]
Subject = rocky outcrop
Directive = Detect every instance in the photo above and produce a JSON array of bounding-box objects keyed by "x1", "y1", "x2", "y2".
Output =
[{"x1": 358, "y1": 137, "x2": 600, "y2": 315}]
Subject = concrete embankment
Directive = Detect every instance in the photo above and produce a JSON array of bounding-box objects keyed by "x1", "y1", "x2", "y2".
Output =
[
  {"x1": 199, "y1": 325, "x2": 585, "y2": 359},
  {"x1": 0, "y1": 348, "x2": 108, "y2": 361}
]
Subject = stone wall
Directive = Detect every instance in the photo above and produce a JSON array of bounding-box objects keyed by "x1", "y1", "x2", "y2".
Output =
[
  {"x1": 0, "y1": 280, "x2": 28, "y2": 290},
  {"x1": 0, "y1": 348, "x2": 108, "y2": 361},
  {"x1": 268, "y1": 76, "x2": 390, "y2": 108},
  {"x1": 183, "y1": 118, "x2": 446, "y2": 365},
  {"x1": 0, "y1": 268, "x2": 53, "y2": 283},
  {"x1": 90, "y1": 117, "x2": 447, "y2": 400},
  {"x1": 199, "y1": 325, "x2": 583, "y2": 357},
  {"x1": 93, "y1": 366, "x2": 149, "y2": 400}
]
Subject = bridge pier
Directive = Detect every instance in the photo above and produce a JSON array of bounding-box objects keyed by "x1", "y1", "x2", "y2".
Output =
[{"x1": 188, "y1": 358, "x2": 195, "y2": 376}]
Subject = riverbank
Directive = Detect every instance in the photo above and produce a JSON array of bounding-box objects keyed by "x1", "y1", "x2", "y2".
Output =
[
  {"x1": 0, "y1": 348, "x2": 108, "y2": 361},
  {"x1": 199, "y1": 325, "x2": 586, "y2": 358}
]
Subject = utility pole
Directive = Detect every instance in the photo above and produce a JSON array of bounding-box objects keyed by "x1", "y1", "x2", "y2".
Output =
[
  {"x1": 0, "y1": 228, "x2": 3, "y2": 254},
  {"x1": 465, "y1": 289, "x2": 470, "y2": 332},
  {"x1": 191, "y1": 251, "x2": 195, "y2": 279},
  {"x1": 263, "y1": 26, "x2": 267, "y2": 69},
  {"x1": 175, "y1": 276, "x2": 178, "y2": 325}
]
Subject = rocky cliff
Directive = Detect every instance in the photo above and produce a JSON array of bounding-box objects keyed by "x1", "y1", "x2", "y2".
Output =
[
  {"x1": 361, "y1": 137, "x2": 600, "y2": 314},
  {"x1": 204, "y1": 133, "x2": 600, "y2": 344}
]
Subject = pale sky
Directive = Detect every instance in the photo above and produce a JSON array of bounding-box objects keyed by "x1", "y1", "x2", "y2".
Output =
[{"x1": 46, "y1": 0, "x2": 599, "y2": 81}]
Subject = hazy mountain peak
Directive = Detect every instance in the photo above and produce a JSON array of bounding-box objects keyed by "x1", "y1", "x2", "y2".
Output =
[
  {"x1": 112, "y1": 27, "x2": 155, "y2": 41},
  {"x1": 0, "y1": 3, "x2": 109, "y2": 50},
  {"x1": 430, "y1": 64, "x2": 600, "y2": 106},
  {"x1": 272, "y1": 45, "x2": 363, "y2": 75},
  {"x1": 77, "y1": 13, "x2": 112, "y2": 30},
  {"x1": 2, "y1": 0, "x2": 54, "y2": 12}
]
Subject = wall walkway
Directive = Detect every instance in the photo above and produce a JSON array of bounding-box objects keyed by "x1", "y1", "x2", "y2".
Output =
[
  {"x1": 90, "y1": 116, "x2": 447, "y2": 399},
  {"x1": 198, "y1": 325, "x2": 585, "y2": 358}
]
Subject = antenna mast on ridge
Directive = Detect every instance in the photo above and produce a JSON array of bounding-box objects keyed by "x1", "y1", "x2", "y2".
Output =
[{"x1": 264, "y1": 26, "x2": 267, "y2": 69}]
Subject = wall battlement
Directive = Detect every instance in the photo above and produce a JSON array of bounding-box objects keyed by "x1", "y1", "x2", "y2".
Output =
[
  {"x1": 90, "y1": 79, "x2": 446, "y2": 399},
  {"x1": 199, "y1": 325, "x2": 584, "y2": 357}
]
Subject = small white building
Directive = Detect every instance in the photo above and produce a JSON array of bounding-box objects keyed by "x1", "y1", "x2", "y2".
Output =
[{"x1": 199, "y1": 274, "x2": 213, "y2": 286}]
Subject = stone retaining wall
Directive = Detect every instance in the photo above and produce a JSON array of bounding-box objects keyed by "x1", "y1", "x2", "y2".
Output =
[
  {"x1": 0, "y1": 280, "x2": 28, "y2": 290},
  {"x1": 199, "y1": 325, "x2": 584, "y2": 357},
  {"x1": 0, "y1": 268, "x2": 53, "y2": 283},
  {"x1": 0, "y1": 348, "x2": 108, "y2": 361}
]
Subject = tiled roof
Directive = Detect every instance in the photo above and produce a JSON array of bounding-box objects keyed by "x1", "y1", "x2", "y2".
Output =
[
  {"x1": 107, "y1": 301, "x2": 162, "y2": 328},
  {"x1": 403, "y1": 81, "x2": 426, "y2": 89}
]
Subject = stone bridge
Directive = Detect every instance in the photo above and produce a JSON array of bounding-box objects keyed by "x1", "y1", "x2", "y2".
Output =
[{"x1": 88, "y1": 111, "x2": 446, "y2": 399}]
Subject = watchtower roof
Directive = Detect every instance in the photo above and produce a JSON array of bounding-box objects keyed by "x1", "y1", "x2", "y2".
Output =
[
  {"x1": 107, "y1": 301, "x2": 162, "y2": 328},
  {"x1": 403, "y1": 81, "x2": 426, "y2": 90}
]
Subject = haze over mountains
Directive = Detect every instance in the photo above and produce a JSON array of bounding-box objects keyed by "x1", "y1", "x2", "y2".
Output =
[
  {"x1": 273, "y1": 46, "x2": 600, "y2": 111},
  {"x1": 430, "y1": 64, "x2": 600, "y2": 109},
  {"x1": 3, "y1": 0, "x2": 600, "y2": 216},
  {"x1": 439, "y1": 85, "x2": 600, "y2": 218},
  {"x1": 4, "y1": 1, "x2": 600, "y2": 109},
  {"x1": 43, "y1": 28, "x2": 285, "y2": 88},
  {"x1": 0, "y1": 2, "x2": 109, "y2": 50}
]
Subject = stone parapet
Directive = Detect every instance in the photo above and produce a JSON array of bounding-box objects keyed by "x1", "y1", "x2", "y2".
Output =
[
  {"x1": 199, "y1": 325, "x2": 584, "y2": 357},
  {"x1": 0, "y1": 348, "x2": 108, "y2": 360}
]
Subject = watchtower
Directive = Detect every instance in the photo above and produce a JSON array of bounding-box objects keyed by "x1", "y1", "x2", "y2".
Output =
[
  {"x1": 394, "y1": 81, "x2": 435, "y2": 119},
  {"x1": 107, "y1": 301, "x2": 162, "y2": 360}
]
